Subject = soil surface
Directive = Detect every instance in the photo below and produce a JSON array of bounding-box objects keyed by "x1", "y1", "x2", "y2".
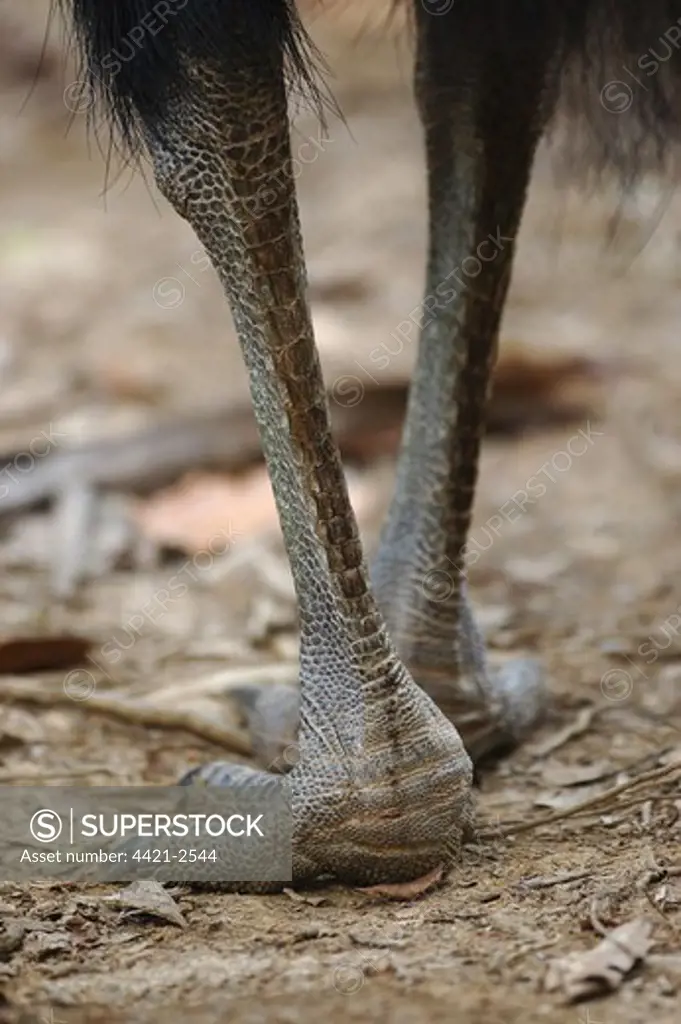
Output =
[{"x1": 0, "y1": 4, "x2": 680, "y2": 1023}]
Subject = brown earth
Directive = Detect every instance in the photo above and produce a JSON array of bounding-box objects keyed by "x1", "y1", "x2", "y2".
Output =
[{"x1": 0, "y1": 3, "x2": 680, "y2": 1023}]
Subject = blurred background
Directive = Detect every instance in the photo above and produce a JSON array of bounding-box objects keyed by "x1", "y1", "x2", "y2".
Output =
[
  {"x1": 2, "y1": 3, "x2": 681, "y2": 1019},
  {"x1": 1, "y1": 0, "x2": 681, "y2": 765}
]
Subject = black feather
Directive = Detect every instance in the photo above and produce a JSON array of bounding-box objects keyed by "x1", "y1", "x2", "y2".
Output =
[
  {"x1": 56, "y1": 0, "x2": 681, "y2": 184},
  {"x1": 55, "y1": 0, "x2": 328, "y2": 156}
]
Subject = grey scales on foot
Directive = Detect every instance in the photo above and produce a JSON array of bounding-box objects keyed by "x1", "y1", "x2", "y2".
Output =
[{"x1": 62, "y1": 0, "x2": 679, "y2": 891}]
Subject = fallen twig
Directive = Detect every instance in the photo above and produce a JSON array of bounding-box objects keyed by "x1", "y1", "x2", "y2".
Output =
[
  {"x1": 0, "y1": 765, "x2": 119, "y2": 783},
  {"x1": 0, "y1": 679, "x2": 252, "y2": 756},
  {"x1": 528, "y1": 706, "x2": 595, "y2": 758},
  {"x1": 0, "y1": 352, "x2": 607, "y2": 518},
  {"x1": 516, "y1": 870, "x2": 592, "y2": 890},
  {"x1": 478, "y1": 757, "x2": 681, "y2": 840}
]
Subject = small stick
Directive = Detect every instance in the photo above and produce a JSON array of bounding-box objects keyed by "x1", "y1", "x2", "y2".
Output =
[
  {"x1": 478, "y1": 759, "x2": 681, "y2": 839},
  {"x1": 516, "y1": 870, "x2": 592, "y2": 890},
  {"x1": 0, "y1": 765, "x2": 119, "y2": 782},
  {"x1": 0, "y1": 679, "x2": 252, "y2": 756}
]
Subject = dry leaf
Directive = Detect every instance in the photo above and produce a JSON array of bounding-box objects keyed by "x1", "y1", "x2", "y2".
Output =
[
  {"x1": 282, "y1": 888, "x2": 328, "y2": 907},
  {"x1": 105, "y1": 881, "x2": 187, "y2": 929},
  {"x1": 533, "y1": 789, "x2": 600, "y2": 812},
  {"x1": 654, "y1": 883, "x2": 681, "y2": 910},
  {"x1": 541, "y1": 760, "x2": 614, "y2": 788},
  {"x1": 133, "y1": 469, "x2": 276, "y2": 551},
  {"x1": 134, "y1": 469, "x2": 374, "y2": 553},
  {"x1": 357, "y1": 864, "x2": 444, "y2": 901},
  {"x1": 545, "y1": 917, "x2": 654, "y2": 1002},
  {"x1": 0, "y1": 920, "x2": 25, "y2": 957},
  {"x1": 0, "y1": 635, "x2": 91, "y2": 675},
  {"x1": 529, "y1": 707, "x2": 595, "y2": 758},
  {"x1": 0, "y1": 708, "x2": 47, "y2": 748}
]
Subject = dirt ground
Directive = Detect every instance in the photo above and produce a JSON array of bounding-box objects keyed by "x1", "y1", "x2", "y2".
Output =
[{"x1": 1, "y1": 3, "x2": 681, "y2": 1023}]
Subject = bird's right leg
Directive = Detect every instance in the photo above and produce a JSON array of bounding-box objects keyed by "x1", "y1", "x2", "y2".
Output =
[{"x1": 372, "y1": 2, "x2": 554, "y2": 763}]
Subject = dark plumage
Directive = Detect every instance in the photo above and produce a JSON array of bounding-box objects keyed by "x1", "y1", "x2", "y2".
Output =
[
  {"x1": 56, "y1": 0, "x2": 326, "y2": 152},
  {"x1": 57, "y1": 0, "x2": 681, "y2": 180}
]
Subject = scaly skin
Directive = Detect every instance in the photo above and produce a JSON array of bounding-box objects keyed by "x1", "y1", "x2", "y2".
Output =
[
  {"x1": 372, "y1": 5, "x2": 554, "y2": 760},
  {"x1": 139, "y1": 47, "x2": 476, "y2": 889},
  {"x1": 74, "y1": 3, "x2": 558, "y2": 890},
  {"x1": 203, "y1": 8, "x2": 557, "y2": 794}
]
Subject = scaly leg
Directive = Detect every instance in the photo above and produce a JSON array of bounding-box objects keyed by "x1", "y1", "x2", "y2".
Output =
[
  {"x1": 372, "y1": 3, "x2": 556, "y2": 761},
  {"x1": 69, "y1": 2, "x2": 474, "y2": 887}
]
